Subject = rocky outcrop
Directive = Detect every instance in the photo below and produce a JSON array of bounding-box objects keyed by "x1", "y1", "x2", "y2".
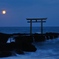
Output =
[
  {"x1": 0, "y1": 33, "x2": 11, "y2": 44},
  {"x1": 15, "y1": 35, "x2": 33, "y2": 43},
  {"x1": 0, "y1": 32, "x2": 59, "y2": 57},
  {"x1": 15, "y1": 35, "x2": 37, "y2": 52},
  {"x1": 21, "y1": 43, "x2": 37, "y2": 52},
  {"x1": 34, "y1": 34, "x2": 46, "y2": 42},
  {"x1": 0, "y1": 51, "x2": 12, "y2": 57},
  {"x1": 45, "y1": 32, "x2": 59, "y2": 39}
]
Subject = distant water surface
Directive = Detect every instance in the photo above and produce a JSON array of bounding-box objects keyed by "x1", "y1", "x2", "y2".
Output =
[{"x1": 0, "y1": 27, "x2": 59, "y2": 34}]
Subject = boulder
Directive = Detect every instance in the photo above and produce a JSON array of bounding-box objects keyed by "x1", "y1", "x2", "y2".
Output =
[
  {"x1": 0, "y1": 33, "x2": 11, "y2": 44},
  {"x1": 15, "y1": 49, "x2": 24, "y2": 54},
  {"x1": 46, "y1": 32, "x2": 59, "y2": 39},
  {"x1": 0, "y1": 51, "x2": 12, "y2": 57},
  {"x1": 22, "y1": 43, "x2": 37, "y2": 52},
  {"x1": 34, "y1": 34, "x2": 46, "y2": 42},
  {"x1": 0, "y1": 42, "x2": 15, "y2": 51},
  {"x1": 15, "y1": 35, "x2": 33, "y2": 44}
]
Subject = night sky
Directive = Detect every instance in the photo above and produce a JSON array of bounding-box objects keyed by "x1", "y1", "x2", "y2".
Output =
[{"x1": 0, "y1": 0, "x2": 59, "y2": 27}]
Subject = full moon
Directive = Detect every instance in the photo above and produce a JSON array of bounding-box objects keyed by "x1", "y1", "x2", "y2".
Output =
[{"x1": 2, "y1": 10, "x2": 6, "y2": 14}]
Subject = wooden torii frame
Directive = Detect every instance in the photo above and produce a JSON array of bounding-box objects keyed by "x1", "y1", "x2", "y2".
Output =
[{"x1": 26, "y1": 18, "x2": 47, "y2": 35}]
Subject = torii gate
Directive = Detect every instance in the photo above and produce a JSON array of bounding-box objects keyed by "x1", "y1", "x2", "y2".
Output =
[{"x1": 26, "y1": 18, "x2": 47, "y2": 35}]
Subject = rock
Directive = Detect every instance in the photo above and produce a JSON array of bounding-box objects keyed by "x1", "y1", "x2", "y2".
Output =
[
  {"x1": 46, "y1": 32, "x2": 59, "y2": 39},
  {"x1": 34, "y1": 34, "x2": 46, "y2": 42},
  {"x1": 46, "y1": 33, "x2": 54, "y2": 39},
  {"x1": 0, "y1": 42, "x2": 15, "y2": 51},
  {"x1": 22, "y1": 43, "x2": 37, "y2": 52},
  {"x1": 7, "y1": 42, "x2": 15, "y2": 51},
  {"x1": 15, "y1": 49, "x2": 24, "y2": 54},
  {"x1": 43, "y1": 33, "x2": 48, "y2": 40},
  {"x1": 15, "y1": 35, "x2": 33, "y2": 44},
  {"x1": 0, "y1": 33, "x2": 11, "y2": 44},
  {"x1": 0, "y1": 51, "x2": 12, "y2": 57}
]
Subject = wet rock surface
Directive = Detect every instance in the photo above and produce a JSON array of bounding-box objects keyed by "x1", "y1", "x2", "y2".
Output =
[{"x1": 0, "y1": 32, "x2": 59, "y2": 57}]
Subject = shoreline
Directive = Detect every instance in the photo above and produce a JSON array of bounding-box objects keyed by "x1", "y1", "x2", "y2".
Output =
[{"x1": 0, "y1": 32, "x2": 59, "y2": 57}]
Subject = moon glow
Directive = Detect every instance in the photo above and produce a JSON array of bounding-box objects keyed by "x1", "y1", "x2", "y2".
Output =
[{"x1": 2, "y1": 10, "x2": 6, "y2": 14}]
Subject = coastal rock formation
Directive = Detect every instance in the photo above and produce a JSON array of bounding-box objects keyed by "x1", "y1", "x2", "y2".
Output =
[
  {"x1": 21, "y1": 43, "x2": 37, "y2": 52},
  {"x1": 0, "y1": 51, "x2": 12, "y2": 57},
  {"x1": 15, "y1": 35, "x2": 37, "y2": 52},
  {"x1": 15, "y1": 49, "x2": 24, "y2": 54},
  {"x1": 0, "y1": 33, "x2": 11, "y2": 44},
  {"x1": 34, "y1": 34, "x2": 46, "y2": 42},
  {"x1": 15, "y1": 35, "x2": 33, "y2": 43},
  {"x1": 45, "y1": 32, "x2": 59, "y2": 39},
  {"x1": 0, "y1": 32, "x2": 59, "y2": 57}
]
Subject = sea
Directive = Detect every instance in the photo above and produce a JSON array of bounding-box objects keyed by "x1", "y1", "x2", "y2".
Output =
[{"x1": 0, "y1": 27, "x2": 59, "y2": 59}]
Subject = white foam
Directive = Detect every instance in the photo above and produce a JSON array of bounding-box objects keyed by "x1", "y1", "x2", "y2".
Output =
[{"x1": 7, "y1": 37, "x2": 15, "y2": 43}]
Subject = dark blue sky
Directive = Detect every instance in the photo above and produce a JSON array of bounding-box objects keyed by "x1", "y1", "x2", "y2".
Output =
[{"x1": 0, "y1": 0, "x2": 59, "y2": 27}]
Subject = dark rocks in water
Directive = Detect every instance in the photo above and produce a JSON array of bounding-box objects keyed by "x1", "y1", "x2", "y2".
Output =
[
  {"x1": 0, "y1": 32, "x2": 59, "y2": 56},
  {"x1": 0, "y1": 33, "x2": 11, "y2": 44},
  {"x1": 0, "y1": 51, "x2": 12, "y2": 58},
  {"x1": 45, "y1": 32, "x2": 59, "y2": 39},
  {"x1": 7, "y1": 42, "x2": 16, "y2": 51},
  {"x1": 0, "y1": 43, "x2": 15, "y2": 51},
  {"x1": 0, "y1": 43, "x2": 24, "y2": 55},
  {"x1": 12, "y1": 33, "x2": 29, "y2": 36},
  {"x1": 15, "y1": 35, "x2": 33, "y2": 44},
  {"x1": 14, "y1": 42, "x2": 24, "y2": 54},
  {"x1": 15, "y1": 49, "x2": 24, "y2": 54},
  {"x1": 15, "y1": 35, "x2": 36, "y2": 52},
  {"x1": 34, "y1": 34, "x2": 46, "y2": 42},
  {"x1": 45, "y1": 35, "x2": 49, "y2": 39},
  {"x1": 21, "y1": 43, "x2": 37, "y2": 52},
  {"x1": 52, "y1": 33, "x2": 59, "y2": 38},
  {"x1": 46, "y1": 33, "x2": 54, "y2": 39}
]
